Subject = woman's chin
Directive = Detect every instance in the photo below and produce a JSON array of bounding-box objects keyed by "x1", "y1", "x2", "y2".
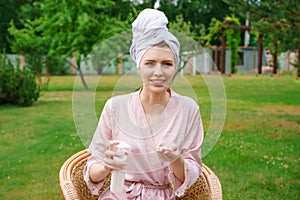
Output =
[{"x1": 148, "y1": 84, "x2": 168, "y2": 93}]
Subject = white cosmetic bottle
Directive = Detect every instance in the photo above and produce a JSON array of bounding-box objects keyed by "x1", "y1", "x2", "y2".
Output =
[{"x1": 110, "y1": 141, "x2": 131, "y2": 194}]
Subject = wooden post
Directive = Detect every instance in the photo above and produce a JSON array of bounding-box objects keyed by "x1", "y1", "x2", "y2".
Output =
[
  {"x1": 257, "y1": 34, "x2": 263, "y2": 74},
  {"x1": 273, "y1": 40, "x2": 278, "y2": 75},
  {"x1": 219, "y1": 24, "x2": 251, "y2": 75}
]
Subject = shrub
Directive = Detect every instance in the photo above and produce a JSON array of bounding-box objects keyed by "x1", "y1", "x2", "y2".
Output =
[{"x1": 0, "y1": 55, "x2": 40, "y2": 106}]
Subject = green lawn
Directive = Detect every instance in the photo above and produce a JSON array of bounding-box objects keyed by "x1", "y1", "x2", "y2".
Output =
[{"x1": 0, "y1": 73, "x2": 299, "y2": 199}]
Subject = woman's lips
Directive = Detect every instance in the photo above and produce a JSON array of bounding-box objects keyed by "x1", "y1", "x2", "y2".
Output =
[{"x1": 150, "y1": 79, "x2": 166, "y2": 86}]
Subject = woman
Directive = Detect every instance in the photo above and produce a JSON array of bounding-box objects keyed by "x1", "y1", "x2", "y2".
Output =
[{"x1": 84, "y1": 8, "x2": 203, "y2": 199}]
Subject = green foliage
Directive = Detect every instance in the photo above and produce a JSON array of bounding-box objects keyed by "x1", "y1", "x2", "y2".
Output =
[
  {"x1": 36, "y1": 0, "x2": 130, "y2": 60},
  {"x1": 206, "y1": 15, "x2": 241, "y2": 73},
  {"x1": 0, "y1": 54, "x2": 40, "y2": 106},
  {"x1": 0, "y1": 0, "x2": 31, "y2": 51},
  {"x1": 205, "y1": 18, "x2": 223, "y2": 46},
  {"x1": 8, "y1": 18, "x2": 49, "y2": 78},
  {"x1": 225, "y1": 0, "x2": 300, "y2": 73},
  {"x1": 169, "y1": 14, "x2": 206, "y2": 45},
  {"x1": 34, "y1": 0, "x2": 131, "y2": 89},
  {"x1": 7, "y1": 0, "x2": 132, "y2": 90},
  {"x1": 168, "y1": 14, "x2": 206, "y2": 73},
  {"x1": 169, "y1": 15, "x2": 195, "y2": 38},
  {"x1": 88, "y1": 30, "x2": 132, "y2": 76},
  {"x1": 291, "y1": 60, "x2": 300, "y2": 69},
  {"x1": 159, "y1": 0, "x2": 231, "y2": 34},
  {"x1": 224, "y1": 15, "x2": 241, "y2": 74}
]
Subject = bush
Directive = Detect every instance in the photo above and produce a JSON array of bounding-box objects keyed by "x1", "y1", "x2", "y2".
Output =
[{"x1": 0, "y1": 55, "x2": 40, "y2": 106}]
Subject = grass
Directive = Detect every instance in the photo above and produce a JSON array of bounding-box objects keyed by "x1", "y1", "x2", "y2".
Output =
[{"x1": 0, "y1": 73, "x2": 299, "y2": 199}]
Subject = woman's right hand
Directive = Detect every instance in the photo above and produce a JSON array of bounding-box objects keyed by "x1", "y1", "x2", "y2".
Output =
[{"x1": 102, "y1": 141, "x2": 128, "y2": 171}]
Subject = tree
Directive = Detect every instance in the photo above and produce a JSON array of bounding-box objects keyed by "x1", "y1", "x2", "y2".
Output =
[
  {"x1": 34, "y1": 0, "x2": 130, "y2": 89},
  {"x1": 8, "y1": 1, "x2": 67, "y2": 89},
  {"x1": 159, "y1": 0, "x2": 231, "y2": 27},
  {"x1": 169, "y1": 14, "x2": 206, "y2": 73},
  {"x1": 0, "y1": 0, "x2": 27, "y2": 52},
  {"x1": 159, "y1": 0, "x2": 231, "y2": 42},
  {"x1": 169, "y1": 14, "x2": 205, "y2": 43},
  {"x1": 8, "y1": 19, "x2": 47, "y2": 83},
  {"x1": 276, "y1": 0, "x2": 300, "y2": 78},
  {"x1": 225, "y1": 0, "x2": 300, "y2": 76}
]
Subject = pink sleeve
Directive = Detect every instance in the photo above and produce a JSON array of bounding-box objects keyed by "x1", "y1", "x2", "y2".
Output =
[
  {"x1": 88, "y1": 99, "x2": 113, "y2": 160},
  {"x1": 168, "y1": 158, "x2": 202, "y2": 197},
  {"x1": 83, "y1": 156, "x2": 109, "y2": 196},
  {"x1": 168, "y1": 106, "x2": 203, "y2": 197},
  {"x1": 84, "y1": 100, "x2": 113, "y2": 195}
]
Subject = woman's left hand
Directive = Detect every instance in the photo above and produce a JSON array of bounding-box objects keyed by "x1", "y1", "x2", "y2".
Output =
[{"x1": 157, "y1": 143, "x2": 181, "y2": 163}]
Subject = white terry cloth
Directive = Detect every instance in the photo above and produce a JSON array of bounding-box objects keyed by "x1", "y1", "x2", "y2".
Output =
[{"x1": 129, "y1": 8, "x2": 180, "y2": 69}]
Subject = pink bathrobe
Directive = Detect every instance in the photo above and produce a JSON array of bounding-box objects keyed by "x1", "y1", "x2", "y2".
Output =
[{"x1": 84, "y1": 90, "x2": 203, "y2": 199}]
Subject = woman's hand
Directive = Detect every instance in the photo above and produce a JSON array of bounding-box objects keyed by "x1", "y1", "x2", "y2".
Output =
[
  {"x1": 156, "y1": 143, "x2": 181, "y2": 163},
  {"x1": 157, "y1": 143, "x2": 185, "y2": 182},
  {"x1": 89, "y1": 141, "x2": 128, "y2": 183},
  {"x1": 102, "y1": 141, "x2": 128, "y2": 171}
]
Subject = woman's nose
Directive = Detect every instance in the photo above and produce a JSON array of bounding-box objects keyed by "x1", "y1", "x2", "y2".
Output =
[{"x1": 154, "y1": 64, "x2": 163, "y2": 76}]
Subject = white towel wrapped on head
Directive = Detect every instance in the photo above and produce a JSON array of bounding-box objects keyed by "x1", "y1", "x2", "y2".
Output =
[{"x1": 130, "y1": 9, "x2": 180, "y2": 69}]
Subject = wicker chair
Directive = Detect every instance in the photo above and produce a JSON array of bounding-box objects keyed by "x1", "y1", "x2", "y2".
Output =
[{"x1": 59, "y1": 149, "x2": 222, "y2": 200}]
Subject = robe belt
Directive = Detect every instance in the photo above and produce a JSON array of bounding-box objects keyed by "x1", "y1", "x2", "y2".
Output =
[{"x1": 125, "y1": 180, "x2": 171, "y2": 199}]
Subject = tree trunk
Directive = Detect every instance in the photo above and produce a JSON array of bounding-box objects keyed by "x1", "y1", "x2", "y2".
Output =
[
  {"x1": 71, "y1": 53, "x2": 77, "y2": 75},
  {"x1": 77, "y1": 61, "x2": 89, "y2": 90},
  {"x1": 37, "y1": 71, "x2": 42, "y2": 85},
  {"x1": 43, "y1": 58, "x2": 51, "y2": 90},
  {"x1": 71, "y1": 52, "x2": 89, "y2": 90}
]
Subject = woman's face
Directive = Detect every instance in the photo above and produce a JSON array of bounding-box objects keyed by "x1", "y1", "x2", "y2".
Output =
[{"x1": 138, "y1": 46, "x2": 176, "y2": 94}]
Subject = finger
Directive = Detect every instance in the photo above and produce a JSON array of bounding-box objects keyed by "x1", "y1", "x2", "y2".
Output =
[
  {"x1": 164, "y1": 152, "x2": 177, "y2": 161},
  {"x1": 156, "y1": 148, "x2": 165, "y2": 153},
  {"x1": 104, "y1": 150, "x2": 119, "y2": 158},
  {"x1": 108, "y1": 140, "x2": 120, "y2": 151},
  {"x1": 157, "y1": 151, "x2": 165, "y2": 160},
  {"x1": 103, "y1": 155, "x2": 127, "y2": 166},
  {"x1": 167, "y1": 143, "x2": 178, "y2": 152},
  {"x1": 167, "y1": 151, "x2": 181, "y2": 163},
  {"x1": 103, "y1": 158, "x2": 127, "y2": 169},
  {"x1": 102, "y1": 161, "x2": 124, "y2": 171}
]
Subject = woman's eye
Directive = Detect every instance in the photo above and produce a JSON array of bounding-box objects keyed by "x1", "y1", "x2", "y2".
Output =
[
  {"x1": 145, "y1": 62, "x2": 155, "y2": 67},
  {"x1": 163, "y1": 62, "x2": 173, "y2": 67}
]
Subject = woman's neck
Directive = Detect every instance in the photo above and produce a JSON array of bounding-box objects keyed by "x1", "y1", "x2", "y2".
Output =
[{"x1": 139, "y1": 88, "x2": 170, "y2": 114}]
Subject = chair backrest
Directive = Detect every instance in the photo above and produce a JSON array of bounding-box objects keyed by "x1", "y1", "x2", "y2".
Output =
[{"x1": 59, "y1": 149, "x2": 222, "y2": 200}]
